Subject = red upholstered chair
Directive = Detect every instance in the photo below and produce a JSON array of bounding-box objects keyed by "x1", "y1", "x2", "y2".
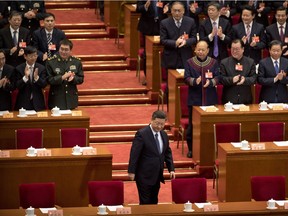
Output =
[
  {"x1": 216, "y1": 84, "x2": 223, "y2": 105},
  {"x1": 213, "y1": 123, "x2": 241, "y2": 190},
  {"x1": 157, "y1": 50, "x2": 167, "y2": 111},
  {"x1": 15, "y1": 128, "x2": 43, "y2": 149},
  {"x1": 171, "y1": 178, "x2": 207, "y2": 203},
  {"x1": 254, "y1": 84, "x2": 262, "y2": 104},
  {"x1": 258, "y1": 122, "x2": 285, "y2": 142},
  {"x1": 60, "y1": 128, "x2": 88, "y2": 148},
  {"x1": 251, "y1": 176, "x2": 286, "y2": 201},
  {"x1": 19, "y1": 182, "x2": 55, "y2": 208},
  {"x1": 177, "y1": 85, "x2": 189, "y2": 155},
  {"x1": 11, "y1": 89, "x2": 18, "y2": 111},
  {"x1": 88, "y1": 181, "x2": 124, "y2": 206}
]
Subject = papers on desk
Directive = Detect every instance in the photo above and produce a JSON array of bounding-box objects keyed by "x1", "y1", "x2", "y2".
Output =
[
  {"x1": 232, "y1": 104, "x2": 244, "y2": 110},
  {"x1": 0, "y1": 110, "x2": 9, "y2": 116},
  {"x1": 132, "y1": 4, "x2": 136, "y2": 8},
  {"x1": 276, "y1": 200, "x2": 288, "y2": 206},
  {"x1": 107, "y1": 205, "x2": 124, "y2": 211},
  {"x1": 273, "y1": 141, "x2": 288, "y2": 146},
  {"x1": 59, "y1": 110, "x2": 72, "y2": 115},
  {"x1": 176, "y1": 69, "x2": 184, "y2": 74},
  {"x1": 194, "y1": 202, "x2": 212, "y2": 209},
  {"x1": 268, "y1": 103, "x2": 284, "y2": 109},
  {"x1": 200, "y1": 106, "x2": 218, "y2": 111},
  {"x1": 40, "y1": 207, "x2": 57, "y2": 213},
  {"x1": 230, "y1": 142, "x2": 242, "y2": 148},
  {"x1": 26, "y1": 110, "x2": 37, "y2": 115}
]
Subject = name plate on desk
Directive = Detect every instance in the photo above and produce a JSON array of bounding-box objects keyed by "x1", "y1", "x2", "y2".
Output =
[
  {"x1": 206, "y1": 106, "x2": 217, "y2": 112},
  {"x1": 3, "y1": 113, "x2": 13, "y2": 118},
  {"x1": 239, "y1": 105, "x2": 250, "y2": 111},
  {"x1": 204, "y1": 204, "x2": 219, "y2": 212},
  {"x1": 273, "y1": 105, "x2": 283, "y2": 110},
  {"x1": 47, "y1": 209, "x2": 63, "y2": 216},
  {"x1": 37, "y1": 111, "x2": 48, "y2": 117},
  {"x1": 82, "y1": 148, "x2": 96, "y2": 155},
  {"x1": 251, "y1": 143, "x2": 265, "y2": 150},
  {"x1": 72, "y1": 110, "x2": 82, "y2": 116},
  {"x1": 116, "y1": 207, "x2": 131, "y2": 214},
  {"x1": 37, "y1": 149, "x2": 51, "y2": 156},
  {"x1": 285, "y1": 202, "x2": 288, "y2": 209},
  {"x1": 0, "y1": 150, "x2": 10, "y2": 158}
]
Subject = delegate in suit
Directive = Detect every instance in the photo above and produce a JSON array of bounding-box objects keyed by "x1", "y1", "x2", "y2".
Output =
[
  {"x1": 258, "y1": 40, "x2": 288, "y2": 103},
  {"x1": 128, "y1": 110, "x2": 175, "y2": 205},
  {"x1": 46, "y1": 39, "x2": 84, "y2": 110},
  {"x1": 14, "y1": 46, "x2": 47, "y2": 111}
]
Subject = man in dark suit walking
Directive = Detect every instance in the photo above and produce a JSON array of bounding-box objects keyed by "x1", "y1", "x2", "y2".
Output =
[
  {"x1": 258, "y1": 40, "x2": 288, "y2": 103},
  {"x1": 31, "y1": 13, "x2": 66, "y2": 64},
  {"x1": 0, "y1": 49, "x2": 15, "y2": 111},
  {"x1": 232, "y1": 5, "x2": 266, "y2": 64},
  {"x1": 128, "y1": 110, "x2": 175, "y2": 204}
]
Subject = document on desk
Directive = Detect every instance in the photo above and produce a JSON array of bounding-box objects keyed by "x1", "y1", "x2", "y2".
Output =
[
  {"x1": 40, "y1": 207, "x2": 57, "y2": 213},
  {"x1": 194, "y1": 202, "x2": 212, "y2": 209},
  {"x1": 273, "y1": 141, "x2": 288, "y2": 146},
  {"x1": 0, "y1": 110, "x2": 9, "y2": 116},
  {"x1": 107, "y1": 205, "x2": 124, "y2": 211},
  {"x1": 59, "y1": 110, "x2": 72, "y2": 115},
  {"x1": 230, "y1": 142, "x2": 242, "y2": 148}
]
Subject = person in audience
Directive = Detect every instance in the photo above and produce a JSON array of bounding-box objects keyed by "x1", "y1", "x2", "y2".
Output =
[
  {"x1": 184, "y1": 40, "x2": 219, "y2": 158},
  {"x1": 0, "y1": 11, "x2": 31, "y2": 67},
  {"x1": 232, "y1": 5, "x2": 266, "y2": 64},
  {"x1": 0, "y1": 1, "x2": 10, "y2": 29},
  {"x1": 31, "y1": 12, "x2": 66, "y2": 64},
  {"x1": 266, "y1": 6, "x2": 288, "y2": 56},
  {"x1": 199, "y1": 1, "x2": 232, "y2": 63},
  {"x1": 220, "y1": 39, "x2": 256, "y2": 104},
  {"x1": 14, "y1": 46, "x2": 47, "y2": 111},
  {"x1": 160, "y1": 1, "x2": 197, "y2": 72},
  {"x1": 136, "y1": 0, "x2": 169, "y2": 85},
  {"x1": 10, "y1": 0, "x2": 46, "y2": 35},
  {"x1": 128, "y1": 110, "x2": 175, "y2": 205},
  {"x1": 257, "y1": 40, "x2": 288, "y2": 103},
  {"x1": 245, "y1": 0, "x2": 271, "y2": 27},
  {"x1": 46, "y1": 39, "x2": 84, "y2": 110},
  {"x1": 0, "y1": 49, "x2": 15, "y2": 111}
]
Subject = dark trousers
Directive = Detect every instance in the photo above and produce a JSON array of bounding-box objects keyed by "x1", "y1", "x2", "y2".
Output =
[
  {"x1": 136, "y1": 180, "x2": 160, "y2": 204},
  {"x1": 186, "y1": 105, "x2": 193, "y2": 152}
]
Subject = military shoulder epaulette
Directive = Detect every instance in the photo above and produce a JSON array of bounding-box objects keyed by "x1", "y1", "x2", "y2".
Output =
[
  {"x1": 71, "y1": 56, "x2": 81, "y2": 60},
  {"x1": 48, "y1": 55, "x2": 57, "y2": 61}
]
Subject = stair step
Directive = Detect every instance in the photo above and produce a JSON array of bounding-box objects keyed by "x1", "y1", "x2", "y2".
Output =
[
  {"x1": 82, "y1": 61, "x2": 129, "y2": 71},
  {"x1": 46, "y1": 1, "x2": 94, "y2": 9},
  {"x1": 89, "y1": 124, "x2": 170, "y2": 132},
  {"x1": 66, "y1": 30, "x2": 109, "y2": 39},
  {"x1": 55, "y1": 23, "x2": 105, "y2": 30},
  {"x1": 79, "y1": 88, "x2": 148, "y2": 96},
  {"x1": 77, "y1": 55, "x2": 127, "y2": 61}
]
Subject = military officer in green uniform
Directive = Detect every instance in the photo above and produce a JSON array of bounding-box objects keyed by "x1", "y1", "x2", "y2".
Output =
[{"x1": 46, "y1": 39, "x2": 84, "y2": 110}]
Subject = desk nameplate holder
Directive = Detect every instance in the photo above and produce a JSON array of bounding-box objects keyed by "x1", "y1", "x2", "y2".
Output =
[{"x1": 116, "y1": 207, "x2": 131, "y2": 214}]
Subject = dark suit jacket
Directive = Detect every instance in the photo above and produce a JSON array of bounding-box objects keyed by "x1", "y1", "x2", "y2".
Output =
[
  {"x1": 199, "y1": 17, "x2": 232, "y2": 61},
  {"x1": 14, "y1": 62, "x2": 47, "y2": 111},
  {"x1": 128, "y1": 125, "x2": 174, "y2": 186},
  {"x1": 160, "y1": 15, "x2": 197, "y2": 69},
  {"x1": 0, "y1": 64, "x2": 15, "y2": 111},
  {"x1": 266, "y1": 23, "x2": 288, "y2": 55},
  {"x1": 257, "y1": 57, "x2": 288, "y2": 103},
  {"x1": 232, "y1": 21, "x2": 266, "y2": 64},
  {"x1": 0, "y1": 2, "x2": 9, "y2": 29},
  {"x1": 0, "y1": 26, "x2": 31, "y2": 66},
  {"x1": 220, "y1": 55, "x2": 257, "y2": 104},
  {"x1": 31, "y1": 27, "x2": 66, "y2": 63}
]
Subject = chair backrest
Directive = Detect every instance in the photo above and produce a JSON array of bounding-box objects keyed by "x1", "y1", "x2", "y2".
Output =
[
  {"x1": 88, "y1": 181, "x2": 124, "y2": 206},
  {"x1": 15, "y1": 128, "x2": 43, "y2": 149},
  {"x1": 19, "y1": 182, "x2": 55, "y2": 208},
  {"x1": 60, "y1": 128, "x2": 88, "y2": 148},
  {"x1": 258, "y1": 122, "x2": 285, "y2": 142},
  {"x1": 216, "y1": 84, "x2": 223, "y2": 105},
  {"x1": 214, "y1": 123, "x2": 241, "y2": 158},
  {"x1": 178, "y1": 85, "x2": 189, "y2": 118},
  {"x1": 251, "y1": 176, "x2": 286, "y2": 201},
  {"x1": 171, "y1": 178, "x2": 207, "y2": 203},
  {"x1": 254, "y1": 84, "x2": 262, "y2": 104},
  {"x1": 158, "y1": 50, "x2": 167, "y2": 81}
]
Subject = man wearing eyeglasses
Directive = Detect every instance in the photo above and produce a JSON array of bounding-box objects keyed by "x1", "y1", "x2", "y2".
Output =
[{"x1": 128, "y1": 110, "x2": 175, "y2": 204}]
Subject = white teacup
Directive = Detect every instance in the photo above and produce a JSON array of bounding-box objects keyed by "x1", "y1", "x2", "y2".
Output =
[
  {"x1": 224, "y1": 102, "x2": 233, "y2": 111},
  {"x1": 72, "y1": 145, "x2": 81, "y2": 154},
  {"x1": 184, "y1": 201, "x2": 192, "y2": 211},
  {"x1": 259, "y1": 101, "x2": 268, "y2": 110},
  {"x1": 25, "y1": 206, "x2": 34, "y2": 216},
  {"x1": 19, "y1": 107, "x2": 26, "y2": 116},
  {"x1": 241, "y1": 140, "x2": 249, "y2": 149},
  {"x1": 98, "y1": 204, "x2": 107, "y2": 214},
  {"x1": 52, "y1": 106, "x2": 60, "y2": 116},
  {"x1": 267, "y1": 198, "x2": 276, "y2": 208},
  {"x1": 26, "y1": 146, "x2": 36, "y2": 155}
]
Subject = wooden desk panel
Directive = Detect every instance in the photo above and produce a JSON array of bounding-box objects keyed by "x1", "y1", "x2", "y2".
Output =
[
  {"x1": 192, "y1": 105, "x2": 288, "y2": 177},
  {"x1": 1, "y1": 202, "x2": 288, "y2": 215},
  {"x1": 168, "y1": 69, "x2": 184, "y2": 131},
  {"x1": 146, "y1": 36, "x2": 163, "y2": 102},
  {"x1": 124, "y1": 4, "x2": 140, "y2": 59},
  {"x1": 0, "y1": 147, "x2": 112, "y2": 209},
  {"x1": 0, "y1": 108, "x2": 90, "y2": 149},
  {"x1": 104, "y1": 0, "x2": 121, "y2": 27},
  {"x1": 218, "y1": 142, "x2": 288, "y2": 202}
]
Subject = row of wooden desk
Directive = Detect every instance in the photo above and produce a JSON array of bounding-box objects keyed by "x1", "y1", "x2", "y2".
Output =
[
  {"x1": 0, "y1": 147, "x2": 112, "y2": 209},
  {"x1": 1, "y1": 202, "x2": 288, "y2": 215}
]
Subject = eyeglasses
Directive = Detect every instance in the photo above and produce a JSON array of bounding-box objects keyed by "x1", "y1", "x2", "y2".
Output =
[{"x1": 152, "y1": 120, "x2": 166, "y2": 127}]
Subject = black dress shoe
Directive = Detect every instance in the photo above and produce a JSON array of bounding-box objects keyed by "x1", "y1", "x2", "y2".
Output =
[
  {"x1": 187, "y1": 151, "x2": 192, "y2": 158},
  {"x1": 142, "y1": 80, "x2": 147, "y2": 86}
]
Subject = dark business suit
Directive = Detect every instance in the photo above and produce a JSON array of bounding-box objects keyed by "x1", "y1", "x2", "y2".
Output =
[
  {"x1": 199, "y1": 17, "x2": 232, "y2": 62},
  {"x1": 257, "y1": 57, "x2": 288, "y2": 103},
  {"x1": 160, "y1": 15, "x2": 197, "y2": 69},
  {"x1": 0, "y1": 2, "x2": 9, "y2": 29},
  {"x1": 128, "y1": 125, "x2": 174, "y2": 204},
  {"x1": 0, "y1": 64, "x2": 15, "y2": 111},
  {"x1": 266, "y1": 23, "x2": 288, "y2": 56},
  {"x1": 232, "y1": 21, "x2": 266, "y2": 64},
  {"x1": 0, "y1": 26, "x2": 31, "y2": 66},
  {"x1": 14, "y1": 62, "x2": 47, "y2": 111},
  {"x1": 220, "y1": 55, "x2": 257, "y2": 104},
  {"x1": 31, "y1": 27, "x2": 66, "y2": 64}
]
